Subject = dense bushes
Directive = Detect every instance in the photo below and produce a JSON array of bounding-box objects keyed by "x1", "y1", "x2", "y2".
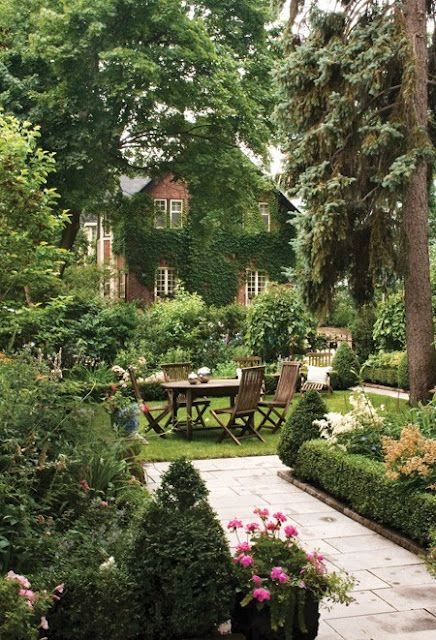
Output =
[
  {"x1": 362, "y1": 351, "x2": 409, "y2": 388},
  {"x1": 246, "y1": 285, "x2": 314, "y2": 361},
  {"x1": 129, "y1": 459, "x2": 234, "y2": 640},
  {"x1": 373, "y1": 293, "x2": 406, "y2": 351},
  {"x1": 331, "y1": 343, "x2": 359, "y2": 389},
  {"x1": 278, "y1": 391, "x2": 327, "y2": 467},
  {"x1": 295, "y1": 440, "x2": 436, "y2": 545}
]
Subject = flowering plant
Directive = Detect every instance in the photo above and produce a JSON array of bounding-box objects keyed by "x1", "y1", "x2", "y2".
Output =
[
  {"x1": 0, "y1": 571, "x2": 63, "y2": 640},
  {"x1": 229, "y1": 509, "x2": 354, "y2": 635},
  {"x1": 383, "y1": 424, "x2": 436, "y2": 491}
]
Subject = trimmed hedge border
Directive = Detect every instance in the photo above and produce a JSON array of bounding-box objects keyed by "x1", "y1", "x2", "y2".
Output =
[{"x1": 293, "y1": 440, "x2": 436, "y2": 547}]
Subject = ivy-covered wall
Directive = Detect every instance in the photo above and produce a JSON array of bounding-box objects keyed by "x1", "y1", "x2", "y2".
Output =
[{"x1": 113, "y1": 176, "x2": 296, "y2": 307}]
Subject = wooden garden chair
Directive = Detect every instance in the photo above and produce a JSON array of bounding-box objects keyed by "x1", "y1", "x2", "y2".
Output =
[
  {"x1": 128, "y1": 366, "x2": 168, "y2": 437},
  {"x1": 300, "y1": 352, "x2": 333, "y2": 394},
  {"x1": 161, "y1": 362, "x2": 210, "y2": 429},
  {"x1": 210, "y1": 366, "x2": 266, "y2": 446},
  {"x1": 256, "y1": 361, "x2": 300, "y2": 433}
]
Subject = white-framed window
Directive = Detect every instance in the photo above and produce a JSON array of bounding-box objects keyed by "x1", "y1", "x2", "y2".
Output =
[
  {"x1": 169, "y1": 199, "x2": 183, "y2": 228},
  {"x1": 259, "y1": 202, "x2": 270, "y2": 231},
  {"x1": 84, "y1": 222, "x2": 98, "y2": 243},
  {"x1": 246, "y1": 269, "x2": 268, "y2": 303},
  {"x1": 154, "y1": 199, "x2": 167, "y2": 228},
  {"x1": 155, "y1": 266, "x2": 177, "y2": 299}
]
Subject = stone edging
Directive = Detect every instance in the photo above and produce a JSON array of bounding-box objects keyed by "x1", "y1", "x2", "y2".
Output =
[{"x1": 277, "y1": 469, "x2": 426, "y2": 557}]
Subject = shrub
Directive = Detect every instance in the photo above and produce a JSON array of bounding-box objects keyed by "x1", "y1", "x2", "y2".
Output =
[
  {"x1": 295, "y1": 440, "x2": 436, "y2": 545},
  {"x1": 128, "y1": 459, "x2": 234, "y2": 640},
  {"x1": 373, "y1": 293, "x2": 406, "y2": 351},
  {"x1": 278, "y1": 391, "x2": 327, "y2": 467},
  {"x1": 361, "y1": 351, "x2": 407, "y2": 388},
  {"x1": 0, "y1": 573, "x2": 52, "y2": 640},
  {"x1": 383, "y1": 425, "x2": 436, "y2": 492},
  {"x1": 246, "y1": 285, "x2": 314, "y2": 361},
  {"x1": 331, "y1": 344, "x2": 359, "y2": 390},
  {"x1": 351, "y1": 304, "x2": 376, "y2": 363}
]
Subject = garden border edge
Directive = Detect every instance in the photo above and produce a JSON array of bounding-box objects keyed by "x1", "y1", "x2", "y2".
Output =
[{"x1": 277, "y1": 469, "x2": 426, "y2": 557}]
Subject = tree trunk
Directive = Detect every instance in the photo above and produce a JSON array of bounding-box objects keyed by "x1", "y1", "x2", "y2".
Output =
[
  {"x1": 403, "y1": 0, "x2": 436, "y2": 403},
  {"x1": 59, "y1": 210, "x2": 81, "y2": 276}
]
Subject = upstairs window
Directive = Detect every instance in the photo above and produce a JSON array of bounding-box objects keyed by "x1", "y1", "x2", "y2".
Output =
[
  {"x1": 155, "y1": 266, "x2": 177, "y2": 300},
  {"x1": 154, "y1": 199, "x2": 167, "y2": 229},
  {"x1": 246, "y1": 269, "x2": 268, "y2": 303},
  {"x1": 259, "y1": 202, "x2": 270, "y2": 231},
  {"x1": 170, "y1": 199, "x2": 183, "y2": 228},
  {"x1": 102, "y1": 216, "x2": 111, "y2": 238}
]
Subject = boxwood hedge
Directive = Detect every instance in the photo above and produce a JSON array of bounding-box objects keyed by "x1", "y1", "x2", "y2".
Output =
[{"x1": 294, "y1": 440, "x2": 436, "y2": 546}]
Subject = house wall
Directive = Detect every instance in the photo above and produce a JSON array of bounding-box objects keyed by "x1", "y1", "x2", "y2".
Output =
[{"x1": 147, "y1": 173, "x2": 189, "y2": 203}]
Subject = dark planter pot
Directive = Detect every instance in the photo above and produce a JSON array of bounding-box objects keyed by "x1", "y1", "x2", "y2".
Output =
[{"x1": 231, "y1": 591, "x2": 319, "y2": 640}]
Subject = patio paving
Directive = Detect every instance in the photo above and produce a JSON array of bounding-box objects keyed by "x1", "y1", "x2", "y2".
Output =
[{"x1": 145, "y1": 455, "x2": 435, "y2": 640}]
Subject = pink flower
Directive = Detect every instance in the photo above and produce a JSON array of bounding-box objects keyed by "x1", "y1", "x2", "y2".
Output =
[
  {"x1": 273, "y1": 511, "x2": 287, "y2": 523},
  {"x1": 110, "y1": 384, "x2": 117, "y2": 392},
  {"x1": 19, "y1": 588, "x2": 36, "y2": 602},
  {"x1": 251, "y1": 575, "x2": 263, "y2": 586},
  {"x1": 265, "y1": 520, "x2": 278, "y2": 531},
  {"x1": 100, "y1": 500, "x2": 109, "y2": 508},
  {"x1": 245, "y1": 522, "x2": 260, "y2": 533},
  {"x1": 236, "y1": 542, "x2": 251, "y2": 553},
  {"x1": 239, "y1": 554, "x2": 254, "y2": 567},
  {"x1": 252, "y1": 587, "x2": 271, "y2": 602},
  {"x1": 270, "y1": 566, "x2": 289, "y2": 583},
  {"x1": 54, "y1": 583, "x2": 64, "y2": 594},
  {"x1": 141, "y1": 404, "x2": 150, "y2": 414},
  {"x1": 253, "y1": 507, "x2": 269, "y2": 519},
  {"x1": 227, "y1": 518, "x2": 244, "y2": 530},
  {"x1": 5, "y1": 571, "x2": 31, "y2": 589},
  {"x1": 284, "y1": 525, "x2": 298, "y2": 538},
  {"x1": 40, "y1": 616, "x2": 49, "y2": 630},
  {"x1": 80, "y1": 479, "x2": 90, "y2": 493},
  {"x1": 299, "y1": 580, "x2": 306, "y2": 589}
]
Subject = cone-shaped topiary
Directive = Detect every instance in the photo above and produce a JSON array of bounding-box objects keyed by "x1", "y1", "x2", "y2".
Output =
[
  {"x1": 331, "y1": 343, "x2": 360, "y2": 390},
  {"x1": 278, "y1": 391, "x2": 327, "y2": 467},
  {"x1": 129, "y1": 458, "x2": 234, "y2": 640}
]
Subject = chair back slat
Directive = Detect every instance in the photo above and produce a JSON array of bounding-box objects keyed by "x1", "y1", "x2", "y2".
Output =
[
  {"x1": 128, "y1": 366, "x2": 143, "y2": 402},
  {"x1": 305, "y1": 352, "x2": 333, "y2": 367},
  {"x1": 162, "y1": 362, "x2": 192, "y2": 382},
  {"x1": 233, "y1": 355, "x2": 262, "y2": 368},
  {"x1": 234, "y1": 366, "x2": 265, "y2": 414},
  {"x1": 274, "y1": 361, "x2": 300, "y2": 405}
]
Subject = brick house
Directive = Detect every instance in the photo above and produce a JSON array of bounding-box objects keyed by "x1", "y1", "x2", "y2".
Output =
[{"x1": 83, "y1": 173, "x2": 298, "y2": 305}]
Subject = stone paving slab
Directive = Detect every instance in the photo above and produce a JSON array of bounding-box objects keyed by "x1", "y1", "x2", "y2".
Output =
[{"x1": 145, "y1": 455, "x2": 435, "y2": 640}]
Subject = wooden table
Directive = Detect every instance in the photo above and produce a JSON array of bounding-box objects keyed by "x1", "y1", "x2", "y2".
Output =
[{"x1": 161, "y1": 378, "x2": 240, "y2": 440}]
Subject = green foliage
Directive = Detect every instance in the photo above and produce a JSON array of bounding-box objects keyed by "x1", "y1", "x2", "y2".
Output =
[
  {"x1": 362, "y1": 351, "x2": 408, "y2": 388},
  {"x1": 246, "y1": 285, "x2": 313, "y2": 361},
  {"x1": 2, "y1": 295, "x2": 138, "y2": 366},
  {"x1": 1, "y1": 0, "x2": 274, "y2": 249},
  {"x1": 119, "y1": 164, "x2": 295, "y2": 308},
  {"x1": 331, "y1": 344, "x2": 359, "y2": 390},
  {"x1": 295, "y1": 440, "x2": 436, "y2": 546},
  {"x1": 0, "y1": 114, "x2": 67, "y2": 305},
  {"x1": 129, "y1": 459, "x2": 234, "y2": 640},
  {"x1": 0, "y1": 574, "x2": 52, "y2": 640},
  {"x1": 278, "y1": 391, "x2": 327, "y2": 467},
  {"x1": 276, "y1": 6, "x2": 432, "y2": 310},
  {"x1": 351, "y1": 304, "x2": 376, "y2": 363},
  {"x1": 324, "y1": 288, "x2": 356, "y2": 328},
  {"x1": 373, "y1": 293, "x2": 406, "y2": 351}
]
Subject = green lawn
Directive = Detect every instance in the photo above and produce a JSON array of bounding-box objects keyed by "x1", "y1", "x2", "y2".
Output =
[{"x1": 131, "y1": 391, "x2": 407, "y2": 462}]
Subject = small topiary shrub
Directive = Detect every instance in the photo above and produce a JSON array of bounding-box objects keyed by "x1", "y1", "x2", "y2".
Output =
[
  {"x1": 332, "y1": 343, "x2": 360, "y2": 389},
  {"x1": 129, "y1": 459, "x2": 234, "y2": 640},
  {"x1": 278, "y1": 391, "x2": 327, "y2": 467}
]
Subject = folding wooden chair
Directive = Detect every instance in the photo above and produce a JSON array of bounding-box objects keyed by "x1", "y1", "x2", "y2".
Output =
[
  {"x1": 210, "y1": 366, "x2": 266, "y2": 446},
  {"x1": 257, "y1": 361, "x2": 300, "y2": 433},
  {"x1": 161, "y1": 362, "x2": 210, "y2": 429},
  {"x1": 128, "y1": 367, "x2": 168, "y2": 437}
]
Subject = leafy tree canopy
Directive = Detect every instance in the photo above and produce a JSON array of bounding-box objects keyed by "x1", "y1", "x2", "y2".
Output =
[
  {"x1": 0, "y1": 0, "x2": 275, "y2": 242},
  {"x1": 275, "y1": 4, "x2": 435, "y2": 312},
  {"x1": 0, "y1": 113, "x2": 67, "y2": 305}
]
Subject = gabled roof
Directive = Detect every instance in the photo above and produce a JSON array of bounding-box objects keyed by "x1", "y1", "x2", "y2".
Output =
[{"x1": 119, "y1": 175, "x2": 152, "y2": 197}]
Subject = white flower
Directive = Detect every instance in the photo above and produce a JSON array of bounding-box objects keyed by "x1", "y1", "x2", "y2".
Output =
[
  {"x1": 198, "y1": 366, "x2": 211, "y2": 376},
  {"x1": 99, "y1": 556, "x2": 116, "y2": 572}
]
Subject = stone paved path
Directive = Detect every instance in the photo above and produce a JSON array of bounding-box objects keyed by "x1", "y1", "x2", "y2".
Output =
[{"x1": 145, "y1": 455, "x2": 436, "y2": 640}]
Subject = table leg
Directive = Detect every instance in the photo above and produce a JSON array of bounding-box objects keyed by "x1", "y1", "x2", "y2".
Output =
[
  {"x1": 169, "y1": 390, "x2": 178, "y2": 428},
  {"x1": 186, "y1": 388, "x2": 193, "y2": 441}
]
